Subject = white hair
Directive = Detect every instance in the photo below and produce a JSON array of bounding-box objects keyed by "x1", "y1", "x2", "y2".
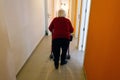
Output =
[{"x1": 58, "y1": 9, "x2": 66, "y2": 17}]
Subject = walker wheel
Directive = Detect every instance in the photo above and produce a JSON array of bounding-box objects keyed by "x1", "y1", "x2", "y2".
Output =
[
  {"x1": 49, "y1": 54, "x2": 54, "y2": 59},
  {"x1": 66, "y1": 55, "x2": 70, "y2": 59}
]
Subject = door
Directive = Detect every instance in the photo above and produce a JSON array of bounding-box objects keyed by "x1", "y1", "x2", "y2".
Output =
[{"x1": 78, "y1": 0, "x2": 91, "y2": 51}]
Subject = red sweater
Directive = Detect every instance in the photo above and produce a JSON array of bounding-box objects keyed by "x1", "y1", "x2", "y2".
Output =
[{"x1": 49, "y1": 17, "x2": 74, "y2": 40}]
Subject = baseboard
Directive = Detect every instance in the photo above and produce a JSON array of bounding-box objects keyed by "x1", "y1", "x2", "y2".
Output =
[{"x1": 82, "y1": 66, "x2": 87, "y2": 80}]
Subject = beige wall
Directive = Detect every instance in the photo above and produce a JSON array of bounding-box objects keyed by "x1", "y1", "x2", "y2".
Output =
[
  {"x1": 1, "y1": 0, "x2": 45, "y2": 74},
  {"x1": 47, "y1": 0, "x2": 54, "y2": 35},
  {"x1": 54, "y1": 0, "x2": 60, "y2": 17},
  {"x1": 75, "y1": 0, "x2": 81, "y2": 38},
  {"x1": 0, "y1": 0, "x2": 16, "y2": 80},
  {"x1": 0, "y1": 19, "x2": 16, "y2": 80}
]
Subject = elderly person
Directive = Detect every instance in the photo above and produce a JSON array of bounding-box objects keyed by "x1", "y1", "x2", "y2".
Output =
[{"x1": 49, "y1": 9, "x2": 74, "y2": 69}]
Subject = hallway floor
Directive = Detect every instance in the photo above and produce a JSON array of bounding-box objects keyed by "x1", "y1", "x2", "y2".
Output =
[{"x1": 17, "y1": 36, "x2": 85, "y2": 80}]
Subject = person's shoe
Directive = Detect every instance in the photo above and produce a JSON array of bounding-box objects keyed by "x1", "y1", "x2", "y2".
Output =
[
  {"x1": 66, "y1": 55, "x2": 70, "y2": 60},
  {"x1": 54, "y1": 62, "x2": 59, "y2": 69},
  {"x1": 60, "y1": 61, "x2": 67, "y2": 65},
  {"x1": 55, "y1": 64, "x2": 59, "y2": 69}
]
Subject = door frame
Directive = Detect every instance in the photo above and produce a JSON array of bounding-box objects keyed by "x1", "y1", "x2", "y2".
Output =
[{"x1": 78, "y1": 0, "x2": 91, "y2": 51}]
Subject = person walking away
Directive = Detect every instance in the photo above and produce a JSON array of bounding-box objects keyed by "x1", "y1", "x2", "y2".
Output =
[{"x1": 49, "y1": 9, "x2": 74, "y2": 69}]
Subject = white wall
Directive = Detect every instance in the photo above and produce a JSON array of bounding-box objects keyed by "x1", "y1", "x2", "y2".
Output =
[
  {"x1": 0, "y1": 0, "x2": 16, "y2": 80},
  {"x1": 2, "y1": 0, "x2": 45, "y2": 74}
]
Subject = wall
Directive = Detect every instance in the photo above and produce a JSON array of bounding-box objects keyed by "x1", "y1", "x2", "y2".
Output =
[
  {"x1": 47, "y1": 0, "x2": 54, "y2": 35},
  {"x1": 75, "y1": 0, "x2": 81, "y2": 38},
  {"x1": 84, "y1": 0, "x2": 120, "y2": 80},
  {"x1": 70, "y1": 0, "x2": 77, "y2": 32},
  {"x1": 0, "y1": 0, "x2": 16, "y2": 80},
  {"x1": 2, "y1": 0, "x2": 45, "y2": 74},
  {"x1": 54, "y1": 0, "x2": 60, "y2": 17}
]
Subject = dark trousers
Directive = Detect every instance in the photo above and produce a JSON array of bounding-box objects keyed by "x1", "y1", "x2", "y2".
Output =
[{"x1": 52, "y1": 38, "x2": 70, "y2": 63}]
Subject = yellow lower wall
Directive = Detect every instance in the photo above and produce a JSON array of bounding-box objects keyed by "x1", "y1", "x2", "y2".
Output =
[{"x1": 84, "y1": 0, "x2": 120, "y2": 80}]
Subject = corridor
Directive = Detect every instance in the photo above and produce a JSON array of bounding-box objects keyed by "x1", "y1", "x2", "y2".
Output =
[
  {"x1": 16, "y1": 36, "x2": 85, "y2": 80},
  {"x1": 1, "y1": 0, "x2": 120, "y2": 80}
]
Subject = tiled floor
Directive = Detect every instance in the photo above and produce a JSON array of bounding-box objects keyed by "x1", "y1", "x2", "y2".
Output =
[{"x1": 17, "y1": 36, "x2": 85, "y2": 80}]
